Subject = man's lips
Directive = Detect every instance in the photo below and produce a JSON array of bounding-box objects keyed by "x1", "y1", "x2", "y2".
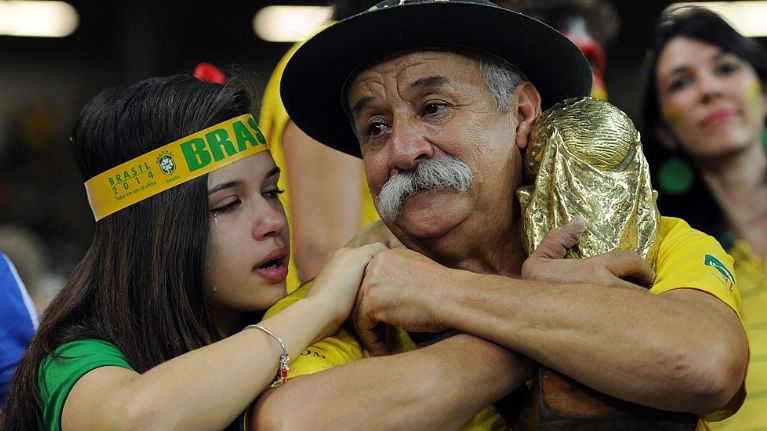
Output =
[{"x1": 403, "y1": 186, "x2": 450, "y2": 201}]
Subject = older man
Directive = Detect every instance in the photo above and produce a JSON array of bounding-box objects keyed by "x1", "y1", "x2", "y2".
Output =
[{"x1": 251, "y1": 0, "x2": 748, "y2": 429}]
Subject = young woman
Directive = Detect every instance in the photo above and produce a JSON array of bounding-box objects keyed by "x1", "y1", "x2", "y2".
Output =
[
  {"x1": 642, "y1": 8, "x2": 767, "y2": 430},
  {"x1": 1, "y1": 73, "x2": 386, "y2": 431}
]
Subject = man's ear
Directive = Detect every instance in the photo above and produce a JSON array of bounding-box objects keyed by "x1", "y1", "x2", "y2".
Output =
[{"x1": 513, "y1": 82, "x2": 541, "y2": 150}]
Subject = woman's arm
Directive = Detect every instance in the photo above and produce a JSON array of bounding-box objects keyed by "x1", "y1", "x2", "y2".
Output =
[{"x1": 60, "y1": 243, "x2": 387, "y2": 431}]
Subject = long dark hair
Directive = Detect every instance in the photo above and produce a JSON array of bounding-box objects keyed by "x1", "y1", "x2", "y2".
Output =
[
  {"x1": 640, "y1": 7, "x2": 767, "y2": 241},
  {"x1": 2, "y1": 74, "x2": 255, "y2": 430}
]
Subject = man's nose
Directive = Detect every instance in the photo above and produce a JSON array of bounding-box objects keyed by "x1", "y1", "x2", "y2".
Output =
[{"x1": 388, "y1": 118, "x2": 434, "y2": 171}]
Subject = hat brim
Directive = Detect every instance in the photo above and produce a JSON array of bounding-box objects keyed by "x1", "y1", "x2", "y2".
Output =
[{"x1": 281, "y1": 0, "x2": 592, "y2": 158}]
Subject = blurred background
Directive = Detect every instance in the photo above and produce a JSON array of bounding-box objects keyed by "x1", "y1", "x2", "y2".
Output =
[{"x1": 1, "y1": 0, "x2": 766, "y2": 309}]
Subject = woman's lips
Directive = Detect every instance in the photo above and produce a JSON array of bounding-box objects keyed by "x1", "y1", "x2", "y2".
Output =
[
  {"x1": 702, "y1": 110, "x2": 736, "y2": 127},
  {"x1": 254, "y1": 259, "x2": 288, "y2": 284},
  {"x1": 253, "y1": 246, "x2": 289, "y2": 283}
]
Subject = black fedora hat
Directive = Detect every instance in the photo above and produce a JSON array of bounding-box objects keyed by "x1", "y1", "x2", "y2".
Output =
[{"x1": 280, "y1": 0, "x2": 592, "y2": 158}]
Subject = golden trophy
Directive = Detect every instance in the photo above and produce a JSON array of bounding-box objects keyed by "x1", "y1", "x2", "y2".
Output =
[
  {"x1": 513, "y1": 97, "x2": 696, "y2": 431},
  {"x1": 517, "y1": 96, "x2": 660, "y2": 268}
]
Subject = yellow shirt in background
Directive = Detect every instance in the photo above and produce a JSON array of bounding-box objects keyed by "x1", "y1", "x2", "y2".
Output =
[
  {"x1": 709, "y1": 240, "x2": 766, "y2": 431},
  {"x1": 259, "y1": 34, "x2": 379, "y2": 293}
]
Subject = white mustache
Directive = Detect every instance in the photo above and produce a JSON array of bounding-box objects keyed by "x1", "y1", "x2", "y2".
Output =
[{"x1": 376, "y1": 155, "x2": 473, "y2": 221}]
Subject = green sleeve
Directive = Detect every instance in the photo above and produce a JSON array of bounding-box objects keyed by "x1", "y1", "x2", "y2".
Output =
[{"x1": 38, "y1": 339, "x2": 134, "y2": 431}]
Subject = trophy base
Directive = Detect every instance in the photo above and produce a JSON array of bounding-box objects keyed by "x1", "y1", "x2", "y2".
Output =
[{"x1": 514, "y1": 368, "x2": 698, "y2": 431}]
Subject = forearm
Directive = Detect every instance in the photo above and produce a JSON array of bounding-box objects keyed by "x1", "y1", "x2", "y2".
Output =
[
  {"x1": 106, "y1": 298, "x2": 340, "y2": 431},
  {"x1": 250, "y1": 334, "x2": 533, "y2": 431},
  {"x1": 440, "y1": 272, "x2": 747, "y2": 412}
]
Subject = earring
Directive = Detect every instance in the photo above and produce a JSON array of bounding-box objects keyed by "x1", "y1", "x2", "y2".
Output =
[{"x1": 657, "y1": 155, "x2": 694, "y2": 195}]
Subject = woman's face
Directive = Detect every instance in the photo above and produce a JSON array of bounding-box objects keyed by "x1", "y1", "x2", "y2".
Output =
[
  {"x1": 655, "y1": 36, "x2": 767, "y2": 160},
  {"x1": 205, "y1": 151, "x2": 289, "y2": 334}
]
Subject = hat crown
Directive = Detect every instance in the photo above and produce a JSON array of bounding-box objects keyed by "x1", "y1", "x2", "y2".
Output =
[
  {"x1": 367, "y1": 0, "x2": 500, "y2": 9},
  {"x1": 280, "y1": 0, "x2": 592, "y2": 158}
]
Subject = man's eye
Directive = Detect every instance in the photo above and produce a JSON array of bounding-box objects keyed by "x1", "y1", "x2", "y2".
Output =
[
  {"x1": 423, "y1": 103, "x2": 445, "y2": 115},
  {"x1": 367, "y1": 122, "x2": 388, "y2": 136}
]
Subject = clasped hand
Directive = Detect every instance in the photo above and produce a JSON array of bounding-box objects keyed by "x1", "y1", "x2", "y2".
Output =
[{"x1": 351, "y1": 217, "x2": 655, "y2": 356}]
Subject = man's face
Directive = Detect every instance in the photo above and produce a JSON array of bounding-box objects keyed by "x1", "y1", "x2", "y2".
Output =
[{"x1": 346, "y1": 50, "x2": 526, "y2": 246}]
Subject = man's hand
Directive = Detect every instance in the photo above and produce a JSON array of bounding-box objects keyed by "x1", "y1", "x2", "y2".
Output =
[
  {"x1": 521, "y1": 217, "x2": 655, "y2": 289},
  {"x1": 352, "y1": 248, "x2": 451, "y2": 355}
]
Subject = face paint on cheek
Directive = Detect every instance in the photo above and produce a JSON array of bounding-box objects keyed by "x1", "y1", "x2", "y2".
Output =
[
  {"x1": 745, "y1": 79, "x2": 764, "y2": 108},
  {"x1": 662, "y1": 106, "x2": 684, "y2": 132}
]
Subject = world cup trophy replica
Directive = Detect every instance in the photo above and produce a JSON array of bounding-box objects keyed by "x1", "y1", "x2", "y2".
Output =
[
  {"x1": 513, "y1": 97, "x2": 697, "y2": 431},
  {"x1": 517, "y1": 96, "x2": 660, "y2": 268}
]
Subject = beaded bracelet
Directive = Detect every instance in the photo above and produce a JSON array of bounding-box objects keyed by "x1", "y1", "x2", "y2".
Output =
[{"x1": 245, "y1": 324, "x2": 289, "y2": 388}]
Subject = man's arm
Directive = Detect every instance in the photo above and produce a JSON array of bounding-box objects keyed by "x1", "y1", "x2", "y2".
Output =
[
  {"x1": 352, "y1": 224, "x2": 748, "y2": 415},
  {"x1": 439, "y1": 272, "x2": 744, "y2": 413},
  {"x1": 250, "y1": 333, "x2": 534, "y2": 431}
]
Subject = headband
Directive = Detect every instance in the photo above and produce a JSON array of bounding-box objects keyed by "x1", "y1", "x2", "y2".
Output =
[{"x1": 84, "y1": 114, "x2": 269, "y2": 221}]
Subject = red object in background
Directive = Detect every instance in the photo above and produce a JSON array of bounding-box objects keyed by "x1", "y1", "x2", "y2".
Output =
[
  {"x1": 193, "y1": 62, "x2": 227, "y2": 84},
  {"x1": 562, "y1": 30, "x2": 608, "y2": 100}
]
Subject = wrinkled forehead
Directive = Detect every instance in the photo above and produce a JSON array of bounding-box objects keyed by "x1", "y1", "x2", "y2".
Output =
[{"x1": 342, "y1": 47, "x2": 487, "y2": 115}]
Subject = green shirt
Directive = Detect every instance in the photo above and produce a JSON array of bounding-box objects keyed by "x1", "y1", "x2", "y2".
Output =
[{"x1": 38, "y1": 339, "x2": 134, "y2": 431}]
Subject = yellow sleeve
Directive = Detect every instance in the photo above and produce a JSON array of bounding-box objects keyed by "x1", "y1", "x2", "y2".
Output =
[
  {"x1": 651, "y1": 217, "x2": 746, "y2": 423},
  {"x1": 651, "y1": 217, "x2": 741, "y2": 315},
  {"x1": 262, "y1": 281, "x2": 364, "y2": 379}
]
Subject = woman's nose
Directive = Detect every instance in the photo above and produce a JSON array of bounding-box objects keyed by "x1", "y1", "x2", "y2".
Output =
[{"x1": 252, "y1": 200, "x2": 287, "y2": 239}]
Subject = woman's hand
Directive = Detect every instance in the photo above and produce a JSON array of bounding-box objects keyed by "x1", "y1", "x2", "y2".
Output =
[
  {"x1": 344, "y1": 220, "x2": 403, "y2": 249},
  {"x1": 306, "y1": 242, "x2": 390, "y2": 338}
]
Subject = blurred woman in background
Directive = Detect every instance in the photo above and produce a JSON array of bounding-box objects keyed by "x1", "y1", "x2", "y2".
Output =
[{"x1": 642, "y1": 7, "x2": 767, "y2": 429}]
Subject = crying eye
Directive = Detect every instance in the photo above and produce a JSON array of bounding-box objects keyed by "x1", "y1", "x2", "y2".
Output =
[{"x1": 211, "y1": 199, "x2": 240, "y2": 214}]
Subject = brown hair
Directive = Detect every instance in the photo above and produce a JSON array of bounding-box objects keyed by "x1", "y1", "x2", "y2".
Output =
[{"x1": 2, "y1": 74, "x2": 256, "y2": 431}]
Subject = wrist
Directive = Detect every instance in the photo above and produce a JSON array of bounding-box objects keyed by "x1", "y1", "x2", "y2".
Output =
[
  {"x1": 433, "y1": 268, "x2": 479, "y2": 332},
  {"x1": 301, "y1": 295, "x2": 349, "y2": 340}
]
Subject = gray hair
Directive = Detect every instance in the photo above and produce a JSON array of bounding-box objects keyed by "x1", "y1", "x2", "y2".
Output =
[{"x1": 477, "y1": 55, "x2": 528, "y2": 112}]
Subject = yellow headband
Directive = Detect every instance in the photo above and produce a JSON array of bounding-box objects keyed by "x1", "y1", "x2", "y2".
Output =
[{"x1": 84, "y1": 114, "x2": 269, "y2": 221}]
